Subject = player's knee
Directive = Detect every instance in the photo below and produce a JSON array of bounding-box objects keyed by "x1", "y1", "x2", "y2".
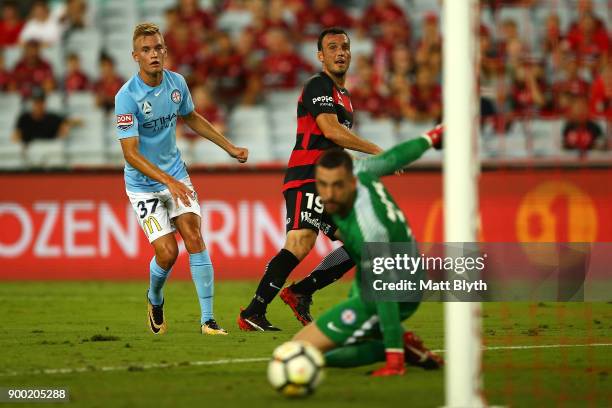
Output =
[
  {"x1": 182, "y1": 229, "x2": 205, "y2": 253},
  {"x1": 155, "y1": 243, "x2": 179, "y2": 269},
  {"x1": 285, "y1": 230, "x2": 317, "y2": 260}
]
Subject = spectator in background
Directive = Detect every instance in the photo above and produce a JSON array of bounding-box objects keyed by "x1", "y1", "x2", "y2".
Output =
[
  {"x1": 260, "y1": 28, "x2": 313, "y2": 90},
  {"x1": 177, "y1": 0, "x2": 215, "y2": 35},
  {"x1": 415, "y1": 13, "x2": 442, "y2": 67},
  {"x1": 12, "y1": 89, "x2": 77, "y2": 145},
  {"x1": 552, "y1": 54, "x2": 590, "y2": 115},
  {"x1": 59, "y1": 0, "x2": 88, "y2": 41},
  {"x1": 351, "y1": 79, "x2": 388, "y2": 119},
  {"x1": 236, "y1": 28, "x2": 263, "y2": 70},
  {"x1": 590, "y1": 61, "x2": 612, "y2": 119},
  {"x1": 0, "y1": 1, "x2": 24, "y2": 47},
  {"x1": 386, "y1": 73, "x2": 412, "y2": 121},
  {"x1": 244, "y1": 0, "x2": 292, "y2": 50},
  {"x1": 362, "y1": 0, "x2": 409, "y2": 40},
  {"x1": 386, "y1": 44, "x2": 416, "y2": 84},
  {"x1": 63, "y1": 53, "x2": 89, "y2": 93},
  {"x1": 351, "y1": 56, "x2": 387, "y2": 118},
  {"x1": 566, "y1": 13, "x2": 609, "y2": 73},
  {"x1": 203, "y1": 32, "x2": 248, "y2": 106},
  {"x1": 497, "y1": 19, "x2": 527, "y2": 59},
  {"x1": 0, "y1": 51, "x2": 10, "y2": 91},
  {"x1": 267, "y1": 0, "x2": 295, "y2": 35},
  {"x1": 480, "y1": 25, "x2": 502, "y2": 76},
  {"x1": 164, "y1": 19, "x2": 199, "y2": 73},
  {"x1": 180, "y1": 85, "x2": 226, "y2": 140},
  {"x1": 244, "y1": 0, "x2": 272, "y2": 50},
  {"x1": 562, "y1": 95, "x2": 606, "y2": 151},
  {"x1": 19, "y1": 0, "x2": 61, "y2": 46},
  {"x1": 9, "y1": 39, "x2": 55, "y2": 97},
  {"x1": 405, "y1": 66, "x2": 442, "y2": 122},
  {"x1": 373, "y1": 21, "x2": 407, "y2": 84},
  {"x1": 508, "y1": 60, "x2": 550, "y2": 117},
  {"x1": 295, "y1": 0, "x2": 353, "y2": 40},
  {"x1": 93, "y1": 54, "x2": 123, "y2": 112},
  {"x1": 541, "y1": 14, "x2": 566, "y2": 54}
]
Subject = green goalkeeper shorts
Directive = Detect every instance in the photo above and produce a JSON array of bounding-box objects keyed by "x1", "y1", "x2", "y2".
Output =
[{"x1": 315, "y1": 296, "x2": 420, "y2": 346}]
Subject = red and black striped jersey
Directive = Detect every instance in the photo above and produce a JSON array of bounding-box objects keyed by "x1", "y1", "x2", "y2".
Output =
[{"x1": 283, "y1": 71, "x2": 354, "y2": 191}]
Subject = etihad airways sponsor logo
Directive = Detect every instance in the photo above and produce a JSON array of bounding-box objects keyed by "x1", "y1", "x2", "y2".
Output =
[{"x1": 143, "y1": 113, "x2": 177, "y2": 131}]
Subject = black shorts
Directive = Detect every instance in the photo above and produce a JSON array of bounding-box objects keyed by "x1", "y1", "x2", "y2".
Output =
[{"x1": 284, "y1": 183, "x2": 337, "y2": 240}]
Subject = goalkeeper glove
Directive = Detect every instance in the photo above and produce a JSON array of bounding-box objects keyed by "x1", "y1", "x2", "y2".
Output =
[
  {"x1": 423, "y1": 124, "x2": 444, "y2": 150},
  {"x1": 371, "y1": 350, "x2": 406, "y2": 377}
]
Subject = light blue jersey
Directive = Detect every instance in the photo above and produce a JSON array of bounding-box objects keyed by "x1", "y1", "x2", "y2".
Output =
[{"x1": 115, "y1": 69, "x2": 194, "y2": 192}]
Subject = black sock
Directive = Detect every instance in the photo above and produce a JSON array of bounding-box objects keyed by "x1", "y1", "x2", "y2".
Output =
[
  {"x1": 243, "y1": 249, "x2": 300, "y2": 316},
  {"x1": 292, "y1": 246, "x2": 355, "y2": 297}
]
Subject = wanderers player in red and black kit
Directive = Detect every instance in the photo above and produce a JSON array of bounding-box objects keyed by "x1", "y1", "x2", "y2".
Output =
[{"x1": 238, "y1": 27, "x2": 383, "y2": 331}]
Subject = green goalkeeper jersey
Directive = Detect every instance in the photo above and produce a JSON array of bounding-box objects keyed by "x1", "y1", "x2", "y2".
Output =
[{"x1": 330, "y1": 136, "x2": 431, "y2": 349}]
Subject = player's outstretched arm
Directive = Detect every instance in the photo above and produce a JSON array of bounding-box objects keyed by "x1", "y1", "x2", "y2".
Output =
[
  {"x1": 316, "y1": 113, "x2": 383, "y2": 155},
  {"x1": 354, "y1": 125, "x2": 443, "y2": 177},
  {"x1": 120, "y1": 137, "x2": 193, "y2": 207},
  {"x1": 181, "y1": 110, "x2": 248, "y2": 163}
]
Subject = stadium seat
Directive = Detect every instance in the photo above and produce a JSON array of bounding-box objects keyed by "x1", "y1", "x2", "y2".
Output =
[
  {"x1": 176, "y1": 137, "x2": 194, "y2": 166},
  {"x1": 411, "y1": 0, "x2": 440, "y2": 15},
  {"x1": 217, "y1": 10, "x2": 254, "y2": 38},
  {"x1": 0, "y1": 142, "x2": 25, "y2": 170},
  {"x1": 103, "y1": 32, "x2": 138, "y2": 80},
  {"x1": 357, "y1": 118, "x2": 397, "y2": 150},
  {"x1": 98, "y1": 0, "x2": 138, "y2": 33},
  {"x1": 533, "y1": 5, "x2": 573, "y2": 34},
  {"x1": 138, "y1": 0, "x2": 176, "y2": 30},
  {"x1": 497, "y1": 7, "x2": 535, "y2": 49},
  {"x1": 66, "y1": 110, "x2": 106, "y2": 166},
  {"x1": 0, "y1": 93, "x2": 22, "y2": 143},
  {"x1": 299, "y1": 42, "x2": 322, "y2": 70},
  {"x1": 231, "y1": 125, "x2": 273, "y2": 163},
  {"x1": 26, "y1": 139, "x2": 66, "y2": 168},
  {"x1": 229, "y1": 106, "x2": 268, "y2": 129},
  {"x1": 45, "y1": 92, "x2": 65, "y2": 114},
  {"x1": 3, "y1": 45, "x2": 21, "y2": 71},
  {"x1": 349, "y1": 35, "x2": 374, "y2": 58},
  {"x1": 192, "y1": 139, "x2": 235, "y2": 165},
  {"x1": 525, "y1": 119, "x2": 564, "y2": 157},
  {"x1": 22, "y1": 91, "x2": 64, "y2": 114},
  {"x1": 591, "y1": 0, "x2": 610, "y2": 23},
  {"x1": 66, "y1": 92, "x2": 97, "y2": 114},
  {"x1": 269, "y1": 107, "x2": 297, "y2": 161},
  {"x1": 397, "y1": 120, "x2": 436, "y2": 142},
  {"x1": 104, "y1": 114, "x2": 125, "y2": 166},
  {"x1": 40, "y1": 44, "x2": 64, "y2": 79},
  {"x1": 64, "y1": 29, "x2": 103, "y2": 79},
  {"x1": 499, "y1": 121, "x2": 528, "y2": 158},
  {"x1": 66, "y1": 92, "x2": 97, "y2": 115},
  {"x1": 480, "y1": 121, "x2": 499, "y2": 158},
  {"x1": 265, "y1": 90, "x2": 302, "y2": 110}
]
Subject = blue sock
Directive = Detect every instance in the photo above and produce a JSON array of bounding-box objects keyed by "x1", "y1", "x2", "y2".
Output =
[
  {"x1": 148, "y1": 257, "x2": 171, "y2": 306},
  {"x1": 189, "y1": 249, "x2": 214, "y2": 324}
]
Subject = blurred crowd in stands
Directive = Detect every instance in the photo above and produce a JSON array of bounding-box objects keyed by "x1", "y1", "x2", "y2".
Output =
[{"x1": 0, "y1": 0, "x2": 609, "y2": 157}]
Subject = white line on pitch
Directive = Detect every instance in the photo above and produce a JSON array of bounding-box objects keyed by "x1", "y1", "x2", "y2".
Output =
[{"x1": 1, "y1": 343, "x2": 611, "y2": 377}]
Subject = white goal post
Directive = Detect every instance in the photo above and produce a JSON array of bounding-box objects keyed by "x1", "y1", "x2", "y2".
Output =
[{"x1": 442, "y1": 0, "x2": 484, "y2": 407}]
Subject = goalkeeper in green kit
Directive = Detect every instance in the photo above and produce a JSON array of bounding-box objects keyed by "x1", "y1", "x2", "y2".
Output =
[{"x1": 293, "y1": 125, "x2": 445, "y2": 377}]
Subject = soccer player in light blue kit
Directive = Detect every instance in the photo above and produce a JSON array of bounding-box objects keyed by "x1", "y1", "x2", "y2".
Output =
[{"x1": 115, "y1": 23, "x2": 249, "y2": 335}]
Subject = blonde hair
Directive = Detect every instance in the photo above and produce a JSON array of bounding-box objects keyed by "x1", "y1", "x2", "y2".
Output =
[{"x1": 132, "y1": 22, "x2": 163, "y2": 49}]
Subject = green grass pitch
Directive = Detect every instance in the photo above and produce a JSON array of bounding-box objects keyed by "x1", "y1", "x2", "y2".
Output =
[{"x1": 1, "y1": 281, "x2": 610, "y2": 407}]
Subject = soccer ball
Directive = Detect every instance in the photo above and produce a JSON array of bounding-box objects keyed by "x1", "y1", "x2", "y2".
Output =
[{"x1": 267, "y1": 341, "x2": 325, "y2": 397}]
